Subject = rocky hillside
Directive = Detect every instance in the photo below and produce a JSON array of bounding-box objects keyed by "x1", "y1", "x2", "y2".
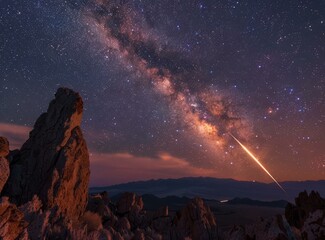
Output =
[{"x1": 0, "y1": 88, "x2": 324, "y2": 240}]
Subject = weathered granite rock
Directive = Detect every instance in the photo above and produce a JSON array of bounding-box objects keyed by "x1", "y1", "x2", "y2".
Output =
[
  {"x1": 226, "y1": 215, "x2": 299, "y2": 240},
  {"x1": 301, "y1": 209, "x2": 325, "y2": 239},
  {"x1": 0, "y1": 137, "x2": 10, "y2": 194},
  {"x1": 117, "y1": 192, "x2": 144, "y2": 215},
  {"x1": 0, "y1": 137, "x2": 9, "y2": 157},
  {"x1": 19, "y1": 195, "x2": 54, "y2": 240},
  {"x1": 285, "y1": 190, "x2": 325, "y2": 229},
  {"x1": 105, "y1": 226, "x2": 124, "y2": 240},
  {"x1": 133, "y1": 228, "x2": 146, "y2": 240},
  {"x1": 3, "y1": 88, "x2": 90, "y2": 221},
  {"x1": 86, "y1": 229, "x2": 112, "y2": 240},
  {"x1": 87, "y1": 192, "x2": 113, "y2": 218},
  {"x1": 116, "y1": 216, "x2": 131, "y2": 232},
  {"x1": 172, "y1": 197, "x2": 218, "y2": 240},
  {"x1": 0, "y1": 157, "x2": 9, "y2": 194},
  {"x1": 0, "y1": 197, "x2": 28, "y2": 240}
]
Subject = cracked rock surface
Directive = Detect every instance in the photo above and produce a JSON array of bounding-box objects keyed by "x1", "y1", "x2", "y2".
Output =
[
  {"x1": 0, "y1": 137, "x2": 10, "y2": 194},
  {"x1": 2, "y1": 88, "x2": 90, "y2": 221}
]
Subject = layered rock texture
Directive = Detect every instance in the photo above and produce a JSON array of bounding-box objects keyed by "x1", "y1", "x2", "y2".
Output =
[
  {"x1": 0, "y1": 88, "x2": 91, "y2": 239},
  {"x1": 0, "y1": 137, "x2": 9, "y2": 157},
  {"x1": 3, "y1": 88, "x2": 90, "y2": 221},
  {"x1": 0, "y1": 197, "x2": 28, "y2": 240},
  {"x1": 0, "y1": 137, "x2": 10, "y2": 194}
]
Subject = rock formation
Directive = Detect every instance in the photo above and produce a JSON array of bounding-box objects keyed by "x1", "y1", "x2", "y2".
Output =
[
  {"x1": 3, "y1": 88, "x2": 90, "y2": 221},
  {"x1": 225, "y1": 214, "x2": 299, "y2": 240},
  {"x1": 171, "y1": 197, "x2": 218, "y2": 240},
  {"x1": 0, "y1": 197, "x2": 28, "y2": 240},
  {"x1": 285, "y1": 190, "x2": 325, "y2": 239},
  {"x1": 0, "y1": 137, "x2": 10, "y2": 194},
  {"x1": 0, "y1": 137, "x2": 9, "y2": 157},
  {"x1": 301, "y1": 209, "x2": 325, "y2": 240},
  {"x1": 226, "y1": 191, "x2": 325, "y2": 240},
  {"x1": 117, "y1": 192, "x2": 144, "y2": 215},
  {"x1": 86, "y1": 193, "x2": 219, "y2": 240},
  {"x1": 285, "y1": 190, "x2": 325, "y2": 229},
  {"x1": 0, "y1": 158, "x2": 9, "y2": 194}
]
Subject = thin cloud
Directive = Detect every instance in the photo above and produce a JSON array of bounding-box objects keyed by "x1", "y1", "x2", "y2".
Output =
[{"x1": 0, "y1": 122, "x2": 31, "y2": 150}]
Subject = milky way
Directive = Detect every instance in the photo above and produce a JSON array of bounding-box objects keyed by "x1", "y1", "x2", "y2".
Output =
[
  {"x1": 1, "y1": 0, "x2": 324, "y2": 184},
  {"x1": 82, "y1": 0, "x2": 252, "y2": 158}
]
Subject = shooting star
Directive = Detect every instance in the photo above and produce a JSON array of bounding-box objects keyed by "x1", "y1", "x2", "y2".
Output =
[{"x1": 229, "y1": 133, "x2": 286, "y2": 193}]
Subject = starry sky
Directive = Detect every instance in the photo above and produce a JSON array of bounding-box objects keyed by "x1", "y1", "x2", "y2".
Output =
[{"x1": 0, "y1": 0, "x2": 324, "y2": 186}]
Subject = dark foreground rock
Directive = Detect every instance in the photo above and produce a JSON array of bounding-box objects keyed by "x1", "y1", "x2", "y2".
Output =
[
  {"x1": 285, "y1": 190, "x2": 325, "y2": 229},
  {"x1": 0, "y1": 157, "x2": 9, "y2": 194},
  {"x1": 0, "y1": 137, "x2": 10, "y2": 194},
  {"x1": 87, "y1": 192, "x2": 219, "y2": 240},
  {"x1": 3, "y1": 88, "x2": 90, "y2": 221},
  {"x1": 226, "y1": 191, "x2": 325, "y2": 240},
  {"x1": 0, "y1": 88, "x2": 94, "y2": 239},
  {"x1": 0, "y1": 137, "x2": 9, "y2": 157},
  {"x1": 171, "y1": 197, "x2": 218, "y2": 239},
  {"x1": 0, "y1": 197, "x2": 28, "y2": 240},
  {"x1": 285, "y1": 190, "x2": 325, "y2": 240}
]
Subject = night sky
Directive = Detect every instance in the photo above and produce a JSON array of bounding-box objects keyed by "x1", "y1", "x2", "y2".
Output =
[{"x1": 0, "y1": 0, "x2": 324, "y2": 186}]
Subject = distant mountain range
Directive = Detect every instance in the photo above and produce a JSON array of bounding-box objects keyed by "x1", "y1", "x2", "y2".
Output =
[{"x1": 90, "y1": 177, "x2": 325, "y2": 202}]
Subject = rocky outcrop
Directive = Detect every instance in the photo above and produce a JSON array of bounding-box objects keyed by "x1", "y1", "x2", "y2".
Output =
[
  {"x1": 87, "y1": 193, "x2": 219, "y2": 240},
  {"x1": 3, "y1": 88, "x2": 90, "y2": 221},
  {"x1": 0, "y1": 157, "x2": 9, "y2": 194},
  {"x1": 225, "y1": 215, "x2": 299, "y2": 240},
  {"x1": 0, "y1": 137, "x2": 9, "y2": 157},
  {"x1": 0, "y1": 137, "x2": 10, "y2": 194},
  {"x1": 0, "y1": 88, "x2": 112, "y2": 239},
  {"x1": 171, "y1": 197, "x2": 218, "y2": 240},
  {"x1": 285, "y1": 191, "x2": 325, "y2": 239},
  {"x1": 117, "y1": 192, "x2": 144, "y2": 215},
  {"x1": 301, "y1": 209, "x2": 325, "y2": 240},
  {"x1": 285, "y1": 190, "x2": 325, "y2": 229},
  {"x1": 226, "y1": 191, "x2": 325, "y2": 240},
  {"x1": 0, "y1": 197, "x2": 28, "y2": 240}
]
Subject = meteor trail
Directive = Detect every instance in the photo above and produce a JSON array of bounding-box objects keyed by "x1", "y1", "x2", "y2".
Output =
[{"x1": 229, "y1": 133, "x2": 286, "y2": 193}]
